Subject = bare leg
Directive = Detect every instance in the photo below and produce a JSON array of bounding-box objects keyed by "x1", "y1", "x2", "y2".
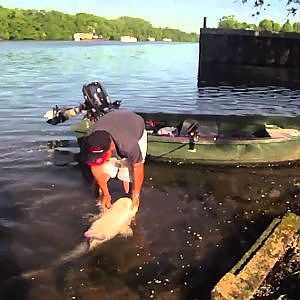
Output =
[
  {"x1": 132, "y1": 197, "x2": 140, "y2": 209},
  {"x1": 123, "y1": 181, "x2": 130, "y2": 194},
  {"x1": 91, "y1": 167, "x2": 111, "y2": 209}
]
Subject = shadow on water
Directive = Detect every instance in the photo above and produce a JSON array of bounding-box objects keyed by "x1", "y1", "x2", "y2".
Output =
[
  {"x1": 0, "y1": 190, "x2": 30, "y2": 299},
  {"x1": 0, "y1": 157, "x2": 299, "y2": 299},
  {"x1": 198, "y1": 63, "x2": 300, "y2": 89}
]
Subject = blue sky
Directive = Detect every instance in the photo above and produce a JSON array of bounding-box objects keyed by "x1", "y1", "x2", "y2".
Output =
[{"x1": 0, "y1": 0, "x2": 298, "y2": 32}]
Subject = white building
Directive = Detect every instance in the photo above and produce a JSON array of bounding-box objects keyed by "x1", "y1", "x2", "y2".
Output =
[
  {"x1": 120, "y1": 36, "x2": 137, "y2": 42},
  {"x1": 147, "y1": 37, "x2": 156, "y2": 42},
  {"x1": 74, "y1": 33, "x2": 93, "y2": 41}
]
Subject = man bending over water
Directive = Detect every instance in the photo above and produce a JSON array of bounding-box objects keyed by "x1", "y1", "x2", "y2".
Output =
[{"x1": 81, "y1": 110, "x2": 147, "y2": 211}]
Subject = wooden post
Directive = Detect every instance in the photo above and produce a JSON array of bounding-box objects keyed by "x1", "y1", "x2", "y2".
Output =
[
  {"x1": 203, "y1": 17, "x2": 207, "y2": 29},
  {"x1": 198, "y1": 17, "x2": 207, "y2": 87}
]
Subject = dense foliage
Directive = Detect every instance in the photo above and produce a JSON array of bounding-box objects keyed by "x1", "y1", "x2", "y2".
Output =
[
  {"x1": 241, "y1": 0, "x2": 300, "y2": 16},
  {"x1": 0, "y1": 6, "x2": 198, "y2": 41},
  {"x1": 218, "y1": 15, "x2": 300, "y2": 33}
]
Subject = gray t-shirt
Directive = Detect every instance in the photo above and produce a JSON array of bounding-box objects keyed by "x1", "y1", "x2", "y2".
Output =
[{"x1": 88, "y1": 110, "x2": 145, "y2": 163}]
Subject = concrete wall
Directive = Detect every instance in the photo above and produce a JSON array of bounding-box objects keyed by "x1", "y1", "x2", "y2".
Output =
[{"x1": 198, "y1": 28, "x2": 300, "y2": 87}]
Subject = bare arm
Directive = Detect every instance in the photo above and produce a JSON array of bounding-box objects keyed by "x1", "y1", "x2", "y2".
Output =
[{"x1": 97, "y1": 175, "x2": 110, "y2": 196}]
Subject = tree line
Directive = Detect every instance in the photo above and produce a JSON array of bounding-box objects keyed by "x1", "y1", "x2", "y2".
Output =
[
  {"x1": 218, "y1": 15, "x2": 300, "y2": 33},
  {"x1": 0, "y1": 6, "x2": 199, "y2": 42}
]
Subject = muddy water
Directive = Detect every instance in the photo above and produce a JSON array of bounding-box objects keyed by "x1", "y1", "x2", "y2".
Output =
[{"x1": 1, "y1": 153, "x2": 299, "y2": 299}]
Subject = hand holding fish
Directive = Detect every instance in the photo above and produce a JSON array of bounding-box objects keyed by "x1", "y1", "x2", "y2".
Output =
[
  {"x1": 86, "y1": 197, "x2": 138, "y2": 250},
  {"x1": 101, "y1": 193, "x2": 112, "y2": 211}
]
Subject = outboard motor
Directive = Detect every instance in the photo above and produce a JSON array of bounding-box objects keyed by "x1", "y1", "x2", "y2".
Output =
[
  {"x1": 82, "y1": 81, "x2": 111, "y2": 121},
  {"x1": 45, "y1": 81, "x2": 121, "y2": 125},
  {"x1": 81, "y1": 81, "x2": 121, "y2": 121}
]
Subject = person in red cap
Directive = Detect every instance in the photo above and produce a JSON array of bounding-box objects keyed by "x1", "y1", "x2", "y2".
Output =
[{"x1": 81, "y1": 109, "x2": 147, "y2": 211}]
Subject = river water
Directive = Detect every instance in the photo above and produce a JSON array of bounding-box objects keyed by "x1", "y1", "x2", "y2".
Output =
[{"x1": 0, "y1": 41, "x2": 299, "y2": 299}]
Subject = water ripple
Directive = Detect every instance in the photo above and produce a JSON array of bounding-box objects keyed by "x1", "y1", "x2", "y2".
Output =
[{"x1": 0, "y1": 40, "x2": 299, "y2": 157}]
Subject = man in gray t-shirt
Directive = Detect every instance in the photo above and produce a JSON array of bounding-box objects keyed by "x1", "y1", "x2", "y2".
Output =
[{"x1": 81, "y1": 110, "x2": 147, "y2": 211}]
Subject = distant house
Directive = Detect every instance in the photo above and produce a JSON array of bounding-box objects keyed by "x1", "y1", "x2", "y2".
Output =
[
  {"x1": 120, "y1": 36, "x2": 137, "y2": 42},
  {"x1": 73, "y1": 33, "x2": 101, "y2": 41},
  {"x1": 147, "y1": 37, "x2": 156, "y2": 42},
  {"x1": 162, "y1": 38, "x2": 172, "y2": 42}
]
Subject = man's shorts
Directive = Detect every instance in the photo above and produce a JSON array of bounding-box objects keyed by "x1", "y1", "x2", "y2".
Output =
[{"x1": 100, "y1": 130, "x2": 147, "y2": 182}]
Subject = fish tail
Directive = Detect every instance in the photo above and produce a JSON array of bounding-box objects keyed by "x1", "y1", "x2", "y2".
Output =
[{"x1": 18, "y1": 242, "x2": 89, "y2": 280}]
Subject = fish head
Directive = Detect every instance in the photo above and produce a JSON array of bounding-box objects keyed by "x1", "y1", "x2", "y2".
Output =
[
  {"x1": 85, "y1": 230, "x2": 107, "y2": 250},
  {"x1": 84, "y1": 230, "x2": 106, "y2": 240}
]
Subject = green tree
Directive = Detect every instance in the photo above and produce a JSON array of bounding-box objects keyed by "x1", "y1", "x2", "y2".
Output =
[
  {"x1": 218, "y1": 15, "x2": 241, "y2": 29},
  {"x1": 258, "y1": 19, "x2": 273, "y2": 32},
  {"x1": 281, "y1": 20, "x2": 293, "y2": 32},
  {"x1": 272, "y1": 22, "x2": 281, "y2": 32},
  {"x1": 247, "y1": 23, "x2": 258, "y2": 30},
  {"x1": 0, "y1": 5, "x2": 199, "y2": 42},
  {"x1": 0, "y1": 6, "x2": 10, "y2": 39},
  {"x1": 115, "y1": 16, "x2": 153, "y2": 41},
  {"x1": 218, "y1": 16, "x2": 257, "y2": 30},
  {"x1": 293, "y1": 22, "x2": 300, "y2": 32}
]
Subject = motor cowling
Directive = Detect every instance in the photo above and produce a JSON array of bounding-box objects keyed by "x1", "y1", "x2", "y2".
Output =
[
  {"x1": 82, "y1": 81, "x2": 110, "y2": 119},
  {"x1": 82, "y1": 81, "x2": 121, "y2": 121}
]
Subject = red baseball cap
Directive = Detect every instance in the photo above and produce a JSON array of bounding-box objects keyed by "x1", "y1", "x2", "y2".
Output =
[{"x1": 82, "y1": 130, "x2": 111, "y2": 166}]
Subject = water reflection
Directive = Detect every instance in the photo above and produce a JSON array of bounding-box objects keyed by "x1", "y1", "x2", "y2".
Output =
[
  {"x1": 198, "y1": 62, "x2": 300, "y2": 89},
  {"x1": 196, "y1": 85, "x2": 300, "y2": 117}
]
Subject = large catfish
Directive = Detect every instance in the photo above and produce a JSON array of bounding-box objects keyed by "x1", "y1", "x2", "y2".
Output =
[
  {"x1": 84, "y1": 197, "x2": 138, "y2": 250},
  {"x1": 21, "y1": 197, "x2": 137, "y2": 279}
]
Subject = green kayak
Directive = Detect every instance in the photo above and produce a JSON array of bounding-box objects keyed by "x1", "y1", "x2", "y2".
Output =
[
  {"x1": 142, "y1": 113, "x2": 300, "y2": 165},
  {"x1": 69, "y1": 113, "x2": 300, "y2": 166}
]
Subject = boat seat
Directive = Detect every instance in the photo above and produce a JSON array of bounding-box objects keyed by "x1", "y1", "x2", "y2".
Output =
[
  {"x1": 267, "y1": 128, "x2": 300, "y2": 139},
  {"x1": 178, "y1": 119, "x2": 218, "y2": 137}
]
